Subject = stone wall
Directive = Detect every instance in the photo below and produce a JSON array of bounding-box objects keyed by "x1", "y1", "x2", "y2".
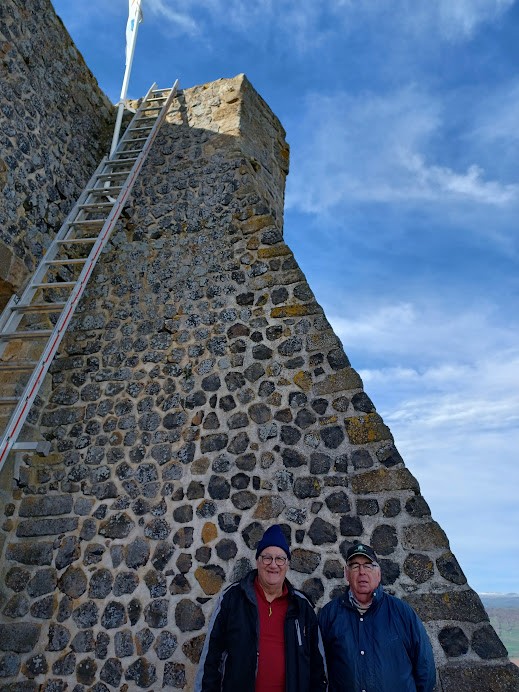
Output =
[
  {"x1": 0, "y1": 71, "x2": 517, "y2": 691},
  {"x1": 0, "y1": 0, "x2": 114, "y2": 310}
]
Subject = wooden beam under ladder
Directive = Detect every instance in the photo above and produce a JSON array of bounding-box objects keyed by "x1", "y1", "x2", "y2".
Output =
[{"x1": 0, "y1": 80, "x2": 179, "y2": 468}]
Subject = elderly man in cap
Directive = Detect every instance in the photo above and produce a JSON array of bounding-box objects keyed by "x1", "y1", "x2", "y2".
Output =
[
  {"x1": 195, "y1": 524, "x2": 327, "y2": 692},
  {"x1": 319, "y1": 543, "x2": 436, "y2": 692}
]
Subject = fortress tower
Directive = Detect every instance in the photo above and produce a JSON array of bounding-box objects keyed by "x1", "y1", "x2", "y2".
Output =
[{"x1": 1, "y1": 1, "x2": 518, "y2": 689}]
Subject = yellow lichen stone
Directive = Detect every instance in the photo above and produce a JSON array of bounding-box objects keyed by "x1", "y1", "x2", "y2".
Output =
[{"x1": 201, "y1": 521, "x2": 217, "y2": 544}]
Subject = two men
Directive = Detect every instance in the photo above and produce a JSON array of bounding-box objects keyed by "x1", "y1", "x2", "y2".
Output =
[
  {"x1": 319, "y1": 543, "x2": 436, "y2": 692},
  {"x1": 196, "y1": 527, "x2": 436, "y2": 692},
  {"x1": 195, "y1": 524, "x2": 328, "y2": 692}
]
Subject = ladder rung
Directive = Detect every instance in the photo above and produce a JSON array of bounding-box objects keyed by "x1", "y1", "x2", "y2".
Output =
[
  {"x1": 0, "y1": 397, "x2": 19, "y2": 406},
  {"x1": 95, "y1": 172, "x2": 130, "y2": 179},
  {"x1": 33, "y1": 281, "x2": 76, "y2": 289},
  {"x1": 79, "y1": 202, "x2": 113, "y2": 210},
  {"x1": 66, "y1": 219, "x2": 105, "y2": 227},
  {"x1": 85, "y1": 185, "x2": 123, "y2": 194},
  {"x1": 0, "y1": 361, "x2": 38, "y2": 371},
  {"x1": 123, "y1": 137, "x2": 148, "y2": 143},
  {"x1": 13, "y1": 441, "x2": 52, "y2": 456},
  {"x1": 12, "y1": 302, "x2": 66, "y2": 314},
  {"x1": 46, "y1": 258, "x2": 87, "y2": 266},
  {"x1": 1, "y1": 329, "x2": 53, "y2": 341},
  {"x1": 107, "y1": 157, "x2": 138, "y2": 165},
  {"x1": 114, "y1": 149, "x2": 142, "y2": 156},
  {"x1": 56, "y1": 238, "x2": 97, "y2": 245}
]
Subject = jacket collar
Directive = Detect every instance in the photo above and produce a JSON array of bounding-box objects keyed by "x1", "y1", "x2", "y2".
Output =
[{"x1": 342, "y1": 584, "x2": 384, "y2": 612}]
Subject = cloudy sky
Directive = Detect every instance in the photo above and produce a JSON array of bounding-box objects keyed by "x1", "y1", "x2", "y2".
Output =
[{"x1": 51, "y1": 0, "x2": 519, "y2": 594}]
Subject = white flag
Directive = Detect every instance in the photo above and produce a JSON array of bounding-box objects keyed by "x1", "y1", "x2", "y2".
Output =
[{"x1": 126, "y1": 0, "x2": 143, "y2": 65}]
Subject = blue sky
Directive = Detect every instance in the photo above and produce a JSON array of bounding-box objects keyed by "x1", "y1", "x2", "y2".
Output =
[{"x1": 51, "y1": 0, "x2": 519, "y2": 594}]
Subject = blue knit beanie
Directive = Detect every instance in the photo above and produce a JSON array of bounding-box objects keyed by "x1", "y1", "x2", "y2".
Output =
[{"x1": 255, "y1": 524, "x2": 290, "y2": 559}]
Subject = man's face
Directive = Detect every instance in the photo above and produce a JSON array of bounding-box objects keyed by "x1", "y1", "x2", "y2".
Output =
[
  {"x1": 346, "y1": 556, "x2": 381, "y2": 600},
  {"x1": 256, "y1": 547, "x2": 289, "y2": 592}
]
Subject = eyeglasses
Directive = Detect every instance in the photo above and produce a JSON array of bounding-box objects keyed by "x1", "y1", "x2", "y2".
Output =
[
  {"x1": 347, "y1": 562, "x2": 378, "y2": 572},
  {"x1": 259, "y1": 555, "x2": 288, "y2": 566}
]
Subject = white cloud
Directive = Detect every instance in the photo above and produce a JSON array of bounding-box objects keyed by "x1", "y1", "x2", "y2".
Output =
[
  {"x1": 435, "y1": 0, "x2": 516, "y2": 40},
  {"x1": 329, "y1": 300, "x2": 518, "y2": 365},
  {"x1": 286, "y1": 88, "x2": 519, "y2": 214}
]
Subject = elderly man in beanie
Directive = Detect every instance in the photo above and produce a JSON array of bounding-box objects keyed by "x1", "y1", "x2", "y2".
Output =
[
  {"x1": 195, "y1": 524, "x2": 327, "y2": 692},
  {"x1": 319, "y1": 543, "x2": 436, "y2": 692}
]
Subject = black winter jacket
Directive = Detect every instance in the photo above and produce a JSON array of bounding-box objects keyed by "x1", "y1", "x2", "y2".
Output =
[{"x1": 194, "y1": 569, "x2": 328, "y2": 692}]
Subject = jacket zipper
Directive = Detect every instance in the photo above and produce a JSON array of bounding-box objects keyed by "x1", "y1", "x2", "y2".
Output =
[{"x1": 295, "y1": 619, "x2": 302, "y2": 646}]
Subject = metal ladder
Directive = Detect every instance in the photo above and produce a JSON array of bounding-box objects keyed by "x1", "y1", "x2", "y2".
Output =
[{"x1": 0, "y1": 81, "x2": 179, "y2": 470}]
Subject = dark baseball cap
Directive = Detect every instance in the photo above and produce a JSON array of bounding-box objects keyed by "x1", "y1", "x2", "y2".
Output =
[{"x1": 345, "y1": 543, "x2": 378, "y2": 563}]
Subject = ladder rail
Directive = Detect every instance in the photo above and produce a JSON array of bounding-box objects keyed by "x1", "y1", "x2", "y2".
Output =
[{"x1": 0, "y1": 81, "x2": 179, "y2": 467}]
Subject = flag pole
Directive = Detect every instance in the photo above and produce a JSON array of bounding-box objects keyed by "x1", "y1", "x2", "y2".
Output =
[{"x1": 110, "y1": 0, "x2": 143, "y2": 157}]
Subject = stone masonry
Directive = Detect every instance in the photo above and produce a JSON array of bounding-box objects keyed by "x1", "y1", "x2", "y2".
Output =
[
  {"x1": 1, "y1": 3, "x2": 519, "y2": 692},
  {"x1": 0, "y1": 0, "x2": 113, "y2": 311}
]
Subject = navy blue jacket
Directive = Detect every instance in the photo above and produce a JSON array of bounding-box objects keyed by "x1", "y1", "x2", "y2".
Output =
[
  {"x1": 194, "y1": 570, "x2": 327, "y2": 692},
  {"x1": 319, "y1": 586, "x2": 436, "y2": 692}
]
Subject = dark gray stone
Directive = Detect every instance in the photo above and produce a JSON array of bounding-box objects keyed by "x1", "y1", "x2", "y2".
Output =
[
  {"x1": 0, "y1": 623, "x2": 40, "y2": 653},
  {"x1": 293, "y1": 476, "x2": 321, "y2": 499},
  {"x1": 52, "y1": 652, "x2": 76, "y2": 676},
  {"x1": 152, "y1": 541, "x2": 175, "y2": 570},
  {"x1": 5, "y1": 567, "x2": 30, "y2": 592},
  {"x1": 72, "y1": 601, "x2": 99, "y2": 629},
  {"x1": 113, "y1": 572, "x2": 139, "y2": 596},
  {"x1": 228, "y1": 431, "x2": 250, "y2": 454},
  {"x1": 76, "y1": 657, "x2": 97, "y2": 685},
  {"x1": 125, "y1": 537, "x2": 150, "y2": 568},
  {"x1": 208, "y1": 475, "x2": 231, "y2": 500},
  {"x1": 101, "y1": 601, "x2": 126, "y2": 629},
  {"x1": 16, "y1": 517, "x2": 79, "y2": 538},
  {"x1": 6, "y1": 542, "x2": 53, "y2": 566},
  {"x1": 471, "y1": 624, "x2": 508, "y2": 659},
  {"x1": 46, "y1": 624, "x2": 70, "y2": 652},
  {"x1": 154, "y1": 630, "x2": 178, "y2": 660},
  {"x1": 0, "y1": 653, "x2": 21, "y2": 677},
  {"x1": 325, "y1": 491, "x2": 351, "y2": 514},
  {"x1": 70, "y1": 630, "x2": 95, "y2": 653},
  {"x1": 145, "y1": 517, "x2": 173, "y2": 538},
  {"x1": 30, "y1": 594, "x2": 55, "y2": 619},
  {"x1": 218, "y1": 512, "x2": 241, "y2": 533},
  {"x1": 58, "y1": 566, "x2": 87, "y2": 598},
  {"x1": 320, "y1": 426, "x2": 345, "y2": 449},
  {"x1": 2, "y1": 594, "x2": 29, "y2": 618},
  {"x1": 201, "y1": 433, "x2": 228, "y2": 453},
  {"x1": 135, "y1": 628, "x2": 155, "y2": 655},
  {"x1": 88, "y1": 569, "x2": 113, "y2": 599},
  {"x1": 19, "y1": 495, "x2": 73, "y2": 517},
  {"x1": 282, "y1": 448, "x2": 306, "y2": 468},
  {"x1": 436, "y1": 551, "x2": 467, "y2": 585},
  {"x1": 371, "y1": 524, "x2": 398, "y2": 555},
  {"x1": 144, "y1": 599, "x2": 169, "y2": 628},
  {"x1": 357, "y1": 499, "x2": 379, "y2": 515},
  {"x1": 99, "y1": 512, "x2": 135, "y2": 539},
  {"x1": 27, "y1": 568, "x2": 57, "y2": 597},
  {"x1": 23, "y1": 653, "x2": 48, "y2": 678},
  {"x1": 350, "y1": 449, "x2": 373, "y2": 470},
  {"x1": 290, "y1": 549, "x2": 321, "y2": 574},
  {"x1": 403, "y1": 553, "x2": 434, "y2": 584},
  {"x1": 163, "y1": 662, "x2": 186, "y2": 688},
  {"x1": 438, "y1": 626, "x2": 469, "y2": 657},
  {"x1": 114, "y1": 630, "x2": 134, "y2": 657},
  {"x1": 145, "y1": 570, "x2": 167, "y2": 598},
  {"x1": 339, "y1": 516, "x2": 363, "y2": 536},
  {"x1": 379, "y1": 559, "x2": 400, "y2": 585},
  {"x1": 100, "y1": 658, "x2": 122, "y2": 687},
  {"x1": 280, "y1": 425, "x2": 301, "y2": 445},
  {"x1": 175, "y1": 599, "x2": 204, "y2": 632}
]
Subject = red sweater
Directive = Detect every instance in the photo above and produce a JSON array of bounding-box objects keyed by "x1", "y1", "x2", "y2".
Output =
[{"x1": 254, "y1": 578, "x2": 290, "y2": 692}]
